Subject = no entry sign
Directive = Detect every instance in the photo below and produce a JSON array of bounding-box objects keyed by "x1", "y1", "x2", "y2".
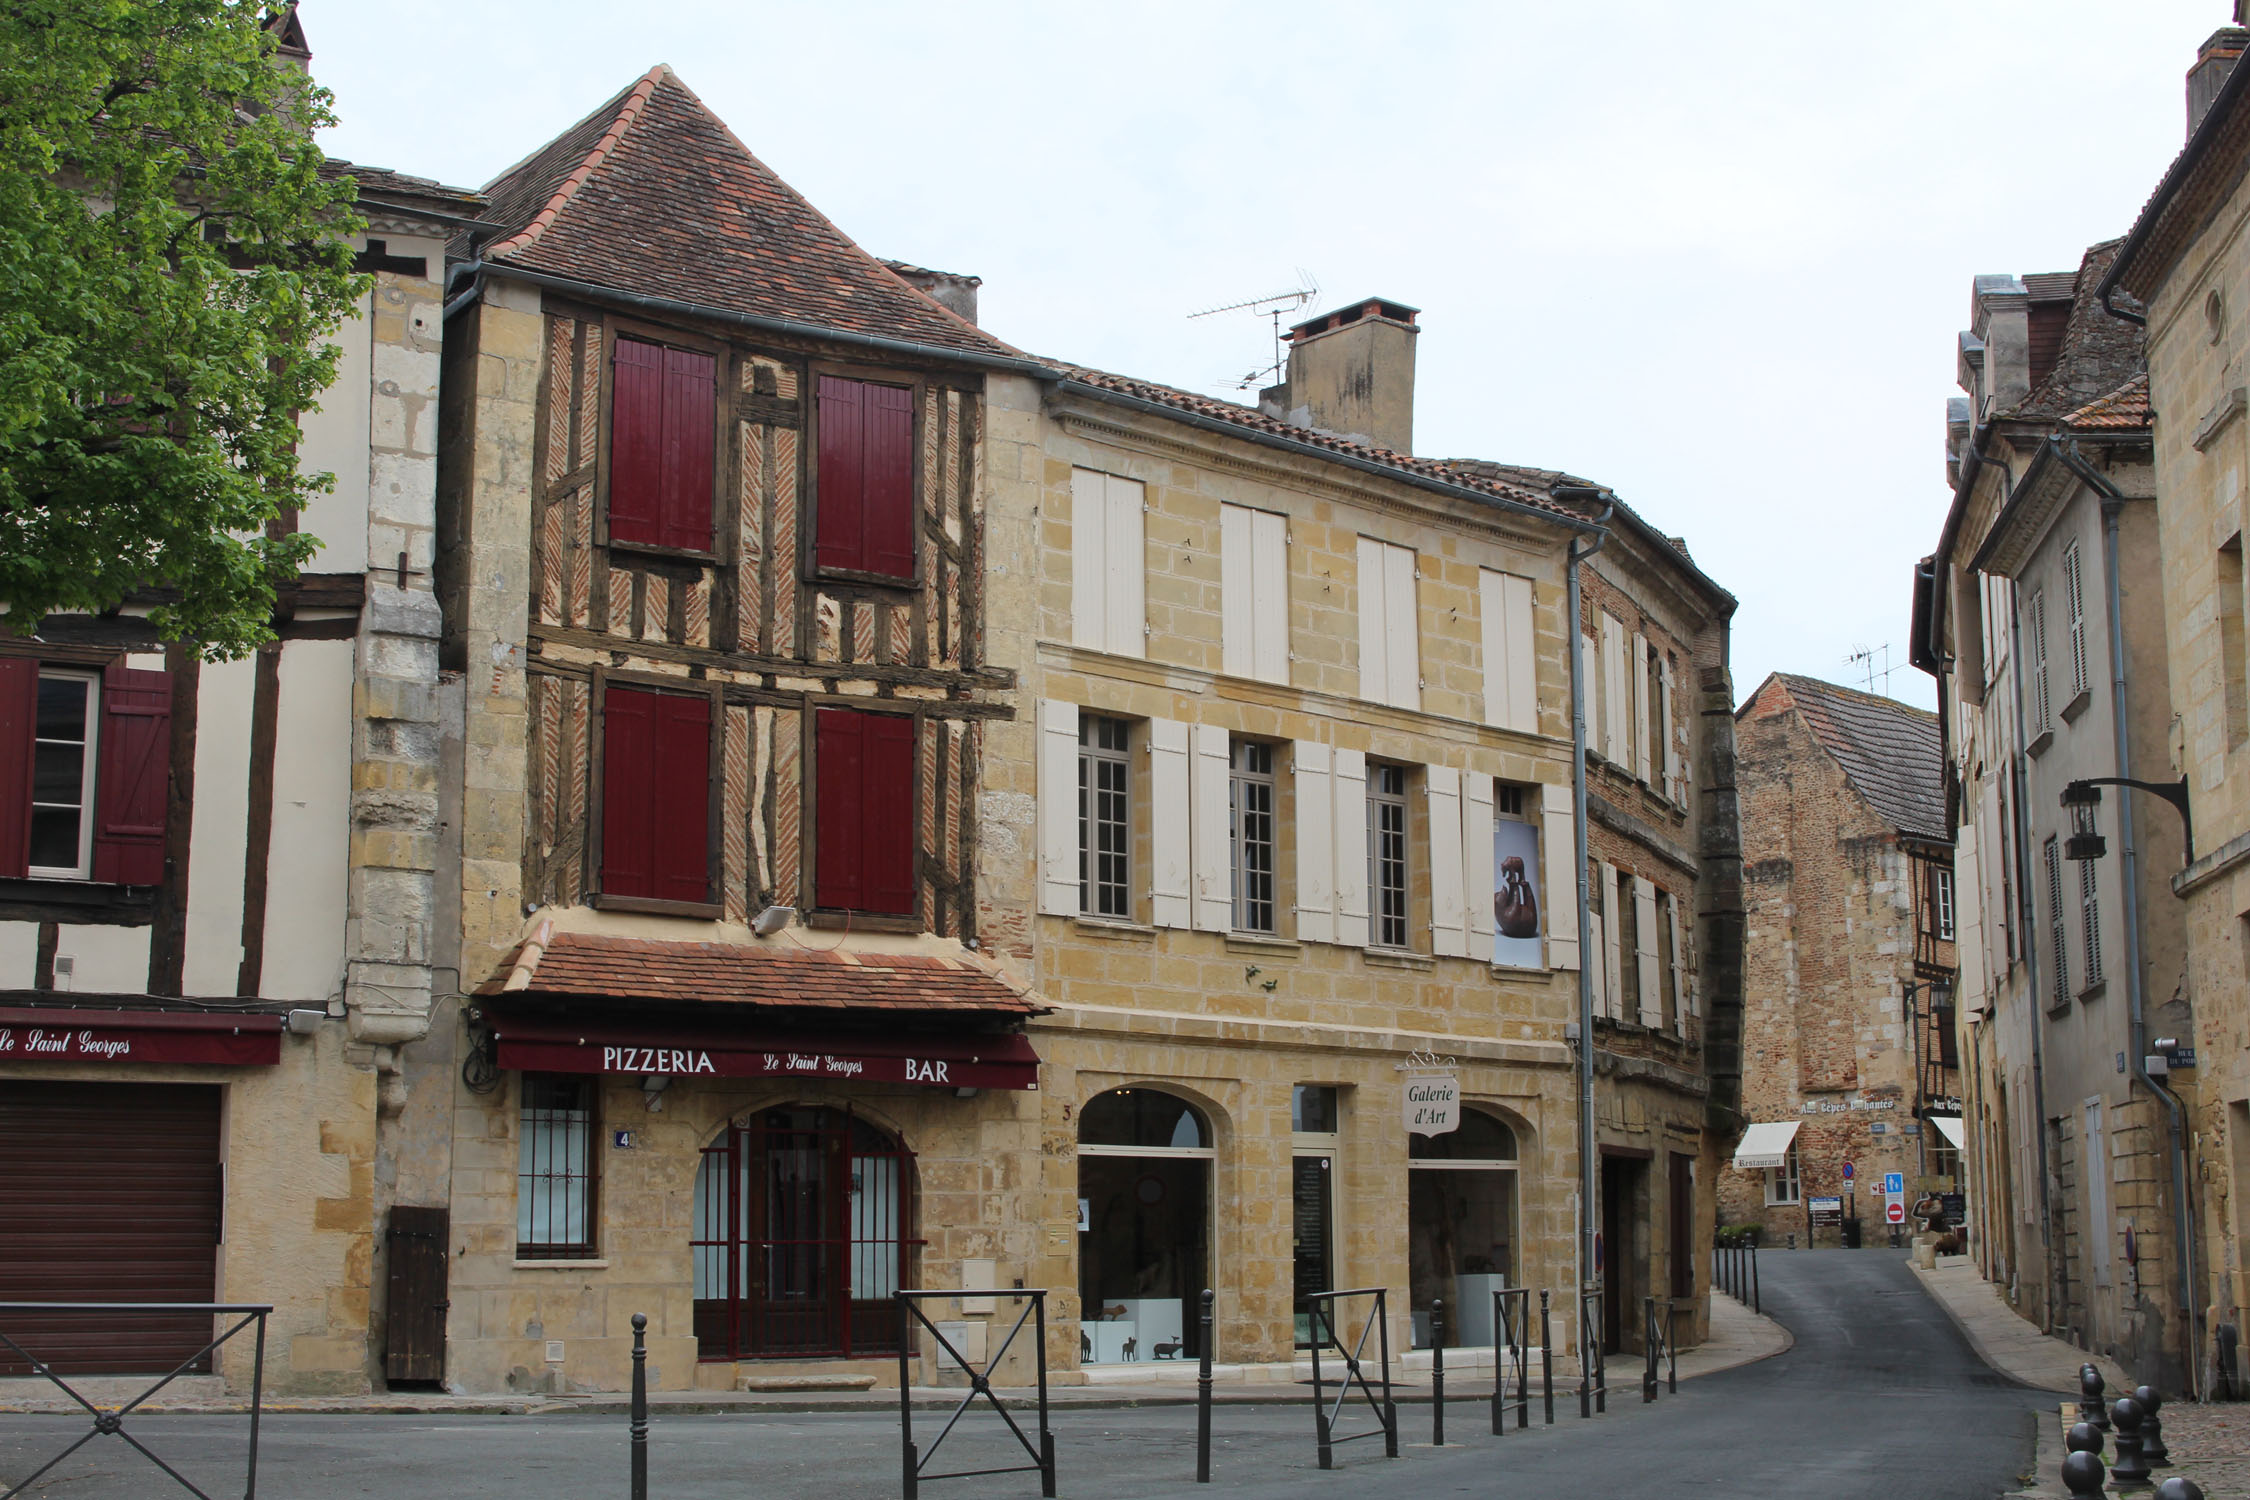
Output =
[{"x1": 1885, "y1": 1198, "x2": 1907, "y2": 1225}]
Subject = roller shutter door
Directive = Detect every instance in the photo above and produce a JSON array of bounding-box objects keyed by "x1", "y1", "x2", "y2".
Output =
[{"x1": 0, "y1": 1082, "x2": 222, "y2": 1374}]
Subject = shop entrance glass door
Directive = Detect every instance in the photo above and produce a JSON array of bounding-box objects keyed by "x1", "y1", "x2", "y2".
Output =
[{"x1": 1076, "y1": 1088, "x2": 1212, "y2": 1365}]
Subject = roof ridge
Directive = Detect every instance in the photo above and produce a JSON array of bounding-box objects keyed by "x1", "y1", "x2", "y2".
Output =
[
  {"x1": 485, "y1": 64, "x2": 667, "y2": 263},
  {"x1": 1773, "y1": 671, "x2": 1936, "y2": 722}
]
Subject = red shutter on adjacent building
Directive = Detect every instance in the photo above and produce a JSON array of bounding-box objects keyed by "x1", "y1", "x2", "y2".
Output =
[
  {"x1": 816, "y1": 377, "x2": 915, "y2": 580},
  {"x1": 609, "y1": 339, "x2": 666, "y2": 547},
  {"x1": 90, "y1": 662, "x2": 171, "y2": 886},
  {"x1": 0, "y1": 660, "x2": 33, "y2": 879},
  {"x1": 601, "y1": 685, "x2": 709, "y2": 903},
  {"x1": 814, "y1": 708, "x2": 916, "y2": 916},
  {"x1": 659, "y1": 347, "x2": 715, "y2": 552}
]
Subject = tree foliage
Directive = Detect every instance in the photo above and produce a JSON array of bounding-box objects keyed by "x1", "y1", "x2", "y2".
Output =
[{"x1": 0, "y1": 0, "x2": 366, "y2": 659}]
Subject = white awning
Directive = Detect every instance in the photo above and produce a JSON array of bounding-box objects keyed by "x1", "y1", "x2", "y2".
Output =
[
  {"x1": 1733, "y1": 1120, "x2": 1801, "y2": 1170},
  {"x1": 1931, "y1": 1115, "x2": 1966, "y2": 1150}
]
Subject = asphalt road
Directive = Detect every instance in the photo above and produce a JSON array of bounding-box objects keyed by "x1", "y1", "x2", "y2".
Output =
[{"x1": 0, "y1": 1251, "x2": 2051, "y2": 1499}]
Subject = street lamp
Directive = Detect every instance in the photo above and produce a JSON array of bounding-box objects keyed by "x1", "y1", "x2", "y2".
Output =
[{"x1": 2059, "y1": 776, "x2": 2194, "y2": 864}]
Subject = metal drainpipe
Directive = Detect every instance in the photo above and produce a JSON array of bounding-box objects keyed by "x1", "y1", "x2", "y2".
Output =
[
  {"x1": 2052, "y1": 440, "x2": 2201, "y2": 1396},
  {"x1": 1555, "y1": 491, "x2": 1614, "y2": 1325}
]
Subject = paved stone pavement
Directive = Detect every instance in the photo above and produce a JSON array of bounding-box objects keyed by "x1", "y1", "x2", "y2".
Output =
[
  {"x1": 0, "y1": 1252, "x2": 2052, "y2": 1499},
  {"x1": 1908, "y1": 1252, "x2": 2131, "y2": 1395}
]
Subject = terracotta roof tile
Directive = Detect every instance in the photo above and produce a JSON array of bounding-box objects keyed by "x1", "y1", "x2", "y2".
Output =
[
  {"x1": 472, "y1": 67, "x2": 1024, "y2": 362},
  {"x1": 474, "y1": 931, "x2": 1039, "y2": 1016},
  {"x1": 2003, "y1": 240, "x2": 2146, "y2": 425},
  {"x1": 2061, "y1": 372, "x2": 2150, "y2": 430}
]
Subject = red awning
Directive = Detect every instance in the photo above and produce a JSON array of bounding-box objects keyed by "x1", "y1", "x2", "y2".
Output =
[
  {"x1": 0, "y1": 1008, "x2": 284, "y2": 1067},
  {"x1": 487, "y1": 1012, "x2": 1040, "y2": 1092}
]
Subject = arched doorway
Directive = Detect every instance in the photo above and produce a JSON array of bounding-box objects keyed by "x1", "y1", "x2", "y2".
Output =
[
  {"x1": 692, "y1": 1106, "x2": 916, "y2": 1360},
  {"x1": 1407, "y1": 1108, "x2": 1519, "y2": 1348},
  {"x1": 1077, "y1": 1088, "x2": 1212, "y2": 1365}
]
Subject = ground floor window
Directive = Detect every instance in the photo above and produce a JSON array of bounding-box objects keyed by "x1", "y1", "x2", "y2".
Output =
[
  {"x1": 518, "y1": 1075, "x2": 597, "y2": 1259},
  {"x1": 1077, "y1": 1088, "x2": 1212, "y2": 1364},
  {"x1": 1407, "y1": 1109, "x2": 1519, "y2": 1348},
  {"x1": 692, "y1": 1106, "x2": 916, "y2": 1360},
  {"x1": 1766, "y1": 1144, "x2": 1802, "y2": 1206}
]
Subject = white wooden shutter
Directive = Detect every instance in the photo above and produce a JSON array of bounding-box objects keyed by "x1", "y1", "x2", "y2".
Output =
[
  {"x1": 1385, "y1": 545, "x2": 1419, "y2": 711},
  {"x1": 1334, "y1": 748, "x2": 1370, "y2": 948},
  {"x1": 1251, "y1": 509, "x2": 1289, "y2": 683},
  {"x1": 1104, "y1": 474, "x2": 1145, "y2": 657},
  {"x1": 1667, "y1": 894, "x2": 1690, "y2": 1025},
  {"x1": 1633, "y1": 875, "x2": 1660, "y2": 1026},
  {"x1": 1540, "y1": 795, "x2": 1578, "y2": 969},
  {"x1": 1601, "y1": 862, "x2": 1623, "y2": 1019},
  {"x1": 1221, "y1": 504, "x2": 1254, "y2": 679},
  {"x1": 1293, "y1": 741, "x2": 1335, "y2": 945},
  {"x1": 1601, "y1": 614, "x2": 1627, "y2": 765},
  {"x1": 1581, "y1": 629, "x2": 1601, "y2": 752},
  {"x1": 1659, "y1": 655, "x2": 1681, "y2": 800},
  {"x1": 1070, "y1": 470, "x2": 1107, "y2": 652},
  {"x1": 1037, "y1": 700, "x2": 1080, "y2": 915},
  {"x1": 1463, "y1": 774, "x2": 1495, "y2": 964},
  {"x1": 1587, "y1": 903, "x2": 1608, "y2": 1014},
  {"x1": 1481, "y1": 570, "x2": 1536, "y2": 733},
  {"x1": 1357, "y1": 537, "x2": 1389, "y2": 705},
  {"x1": 1190, "y1": 723, "x2": 1233, "y2": 931},
  {"x1": 1632, "y1": 635, "x2": 1653, "y2": 784},
  {"x1": 1427, "y1": 765, "x2": 1465, "y2": 957},
  {"x1": 1149, "y1": 717, "x2": 1191, "y2": 929}
]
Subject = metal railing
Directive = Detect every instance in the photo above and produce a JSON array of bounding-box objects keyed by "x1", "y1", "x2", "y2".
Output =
[
  {"x1": 1714, "y1": 1239, "x2": 1761, "y2": 1313},
  {"x1": 896, "y1": 1289, "x2": 1054, "y2": 1500},
  {"x1": 1303, "y1": 1288, "x2": 1398, "y2": 1469},
  {"x1": 1577, "y1": 1288, "x2": 1606, "y2": 1417},
  {"x1": 1488, "y1": 1287, "x2": 1533, "y2": 1435},
  {"x1": 1642, "y1": 1297, "x2": 1678, "y2": 1402},
  {"x1": 0, "y1": 1301, "x2": 271, "y2": 1500}
]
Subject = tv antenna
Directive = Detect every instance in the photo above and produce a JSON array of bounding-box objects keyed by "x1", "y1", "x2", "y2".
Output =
[
  {"x1": 1845, "y1": 643, "x2": 1899, "y2": 698},
  {"x1": 1189, "y1": 271, "x2": 1318, "y2": 391}
]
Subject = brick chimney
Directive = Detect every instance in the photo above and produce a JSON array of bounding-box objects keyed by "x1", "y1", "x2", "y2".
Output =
[
  {"x1": 2189, "y1": 27, "x2": 2250, "y2": 136},
  {"x1": 1257, "y1": 297, "x2": 1420, "y2": 454}
]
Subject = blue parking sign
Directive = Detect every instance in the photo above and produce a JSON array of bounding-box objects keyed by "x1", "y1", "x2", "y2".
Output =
[{"x1": 1883, "y1": 1171, "x2": 1905, "y2": 1195}]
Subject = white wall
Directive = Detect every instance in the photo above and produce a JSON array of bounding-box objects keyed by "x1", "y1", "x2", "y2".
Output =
[
  {"x1": 183, "y1": 656, "x2": 256, "y2": 995},
  {"x1": 261, "y1": 638, "x2": 353, "y2": 1003},
  {"x1": 295, "y1": 287, "x2": 373, "y2": 574}
]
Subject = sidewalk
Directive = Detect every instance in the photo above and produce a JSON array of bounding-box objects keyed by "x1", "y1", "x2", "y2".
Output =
[{"x1": 1908, "y1": 1253, "x2": 2129, "y2": 1394}]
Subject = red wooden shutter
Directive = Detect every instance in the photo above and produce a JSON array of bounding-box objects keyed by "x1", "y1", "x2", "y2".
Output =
[
  {"x1": 813, "y1": 708, "x2": 865, "y2": 911},
  {"x1": 651, "y1": 692, "x2": 711, "y2": 903},
  {"x1": 0, "y1": 660, "x2": 33, "y2": 878},
  {"x1": 863, "y1": 713, "x2": 917, "y2": 914},
  {"x1": 609, "y1": 339, "x2": 666, "y2": 546},
  {"x1": 815, "y1": 376, "x2": 865, "y2": 573},
  {"x1": 659, "y1": 347, "x2": 715, "y2": 552},
  {"x1": 600, "y1": 686, "x2": 657, "y2": 896},
  {"x1": 90, "y1": 661, "x2": 171, "y2": 885},
  {"x1": 864, "y1": 385, "x2": 915, "y2": 579}
]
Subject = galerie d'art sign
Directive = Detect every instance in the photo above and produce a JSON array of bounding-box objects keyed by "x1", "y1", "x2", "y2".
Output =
[{"x1": 1403, "y1": 1073, "x2": 1461, "y2": 1136}]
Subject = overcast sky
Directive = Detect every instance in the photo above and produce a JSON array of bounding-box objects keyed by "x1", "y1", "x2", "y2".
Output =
[{"x1": 312, "y1": 1, "x2": 2226, "y2": 710}]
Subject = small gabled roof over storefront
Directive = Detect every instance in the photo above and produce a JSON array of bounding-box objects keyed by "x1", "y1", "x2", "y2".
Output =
[{"x1": 470, "y1": 65, "x2": 1027, "y2": 365}]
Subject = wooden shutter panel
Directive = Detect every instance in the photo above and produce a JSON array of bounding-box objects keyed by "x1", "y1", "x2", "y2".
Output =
[
  {"x1": 1601, "y1": 862, "x2": 1624, "y2": 1019},
  {"x1": 1659, "y1": 656, "x2": 1681, "y2": 800},
  {"x1": 1581, "y1": 629, "x2": 1601, "y2": 751},
  {"x1": 651, "y1": 692, "x2": 711, "y2": 904},
  {"x1": 1426, "y1": 765, "x2": 1465, "y2": 957},
  {"x1": 1601, "y1": 615, "x2": 1627, "y2": 764},
  {"x1": 1190, "y1": 723, "x2": 1231, "y2": 931},
  {"x1": 608, "y1": 338, "x2": 666, "y2": 546},
  {"x1": 1540, "y1": 797, "x2": 1577, "y2": 969},
  {"x1": 1070, "y1": 470, "x2": 1107, "y2": 652},
  {"x1": 1384, "y1": 545, "x2": 1418, "y2": 711},
  {"x1": 863, "y1": 713, "x2": 917, "y2": 913},
  {"x1": 600, "y1": 687, "x2": 658, "y2": 897},
  {"x1": 1104, "y1": 475, "x2": 1145, "y2": 657},
  {"x1": 1037, "y1": 700, "x2": 1080, "y2": 915},
  {"x1": 1149, "y1": 718, "x2": 1192, "y2": 928},
  {"x1": 1587, "y1": 903, "x2": 1608, "y2": 1015},
  {"x1": 658, "y1": 347, "x2": 715, "y2": 552},
  {"x1": 1357, "y1": 537, "x2": 1389, "y2": 705},
  {"x1": 1333, "y1": 748, "x2": 1370, "y2": 949},
  {"x1": 1632, "y1": 636, "x2": 1653, "y2": 784},
  {"x1": 0, "y1": 660, "x2": 33, "y2": 878},
  {"x1": 863, "y1": 384, "x2": 916, "y2": 579},
  {"x1": 1221, "y1": 505, "x2": 1255, "y2": 678},
  {"x1": 815, "y1": 376, "x2": 866, "y2": 573},
  {"x1": 813, "y1": 707, "x2": 866, "y2": 910},
  {"x1": 91, "y1": 661, "x2": 171, "y2": 886},
  {"x1": 1667, "y1": 895, "x2": 1691, "y2": 1024},
  {"x1": 1293, "y1": 742, "x2": 1334, "y2": 945},
  {"x1": 1251, "y1": 510, "x2": 1288, "y2": 684},
  {"x1": 1463, "y1": 774, "x2": 1495, "y2": 963},
  {"x1": 1633, "y1": 875, "x2": 1661, "y2": 1026},
  {"x1": 1481, "y1": 570, "x2": 1536, "y2": 733}
]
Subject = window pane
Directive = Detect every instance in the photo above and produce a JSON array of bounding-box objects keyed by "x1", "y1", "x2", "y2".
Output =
[
  {"x1": 1080, "y1": 1087, "x2": 1210, "y2": 1149},
  {"x1": 518, "y1": 1076, "x2": 595, "y2": 1255},
  {"x1": 28, "y1": 808, "x2": 81, "y2": 871},
  {"x1": 1292, "y1": 1085, "x2": 1337, "y2": 1134},
  {"x1": 35, "y1": 678, "x2": 88, "y2": 742},
  {"x1": 1370, "y1": 768, "x2": 1408, "y2": 949},
  {"x1": 32, "y1": 742, "x2": 86, "y2": 805}
]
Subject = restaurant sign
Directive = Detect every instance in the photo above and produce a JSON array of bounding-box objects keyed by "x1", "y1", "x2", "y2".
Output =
[
  {"x1": 0, "y1": 1008, "x2": 283, "y2": 1067},
  {"x1": 488, "y1": 1016, "x2": 1041, "y2": 1092}
]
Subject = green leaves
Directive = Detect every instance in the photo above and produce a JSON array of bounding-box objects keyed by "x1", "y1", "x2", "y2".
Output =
[{"x1": 0, "y1": 0, "x2": 367, "y2": 660}]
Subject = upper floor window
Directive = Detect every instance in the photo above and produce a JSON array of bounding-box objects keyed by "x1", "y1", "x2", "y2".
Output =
[
  {"x1": 1356, "y1": 537, "x2": 1419, "y2": 710},
  {"x1": 1079, "y1": 715, "x2": 1131, "y2": 918},
  {"x1": 1220, "y1": 504, "x2": 1288, "y2": 684},
  {"x1": 1367, "y1": 763, "x2": 1409, "y2": 948},
  {"x1": 816, "y1": 375, "x2": 916, "y2": 582},
  {"x1": 1230, "y1": 740, "x2": 1276, "y2": 932},
  {"x1": 1479, "y1": 569, "x2": 1537, "y2": 734},
  {"x1": 2062, "y1": 541, "x2": 2090, "y2": 700},
  {"x1": 1070, "y1": 469, "x2": 1145, "y2": 658},
  {"x1": 0, "y1": 658, "x2": 171, "y2": 885},
  {"x1": 599, "y1": 683, "x2": 713, "y2": 909},
  {"x1": 1930, "y1": 865, "x2": 1956, "y2": 941},
  {"x1": 2028, "y1": 588, "x2": 2051, "y2": 736},
  {"x1": 609, "y1": 336, "x2": 716, "y2": 554},
  {"x1": 814, "y1": 707, "x2": 917, "y2": 916}
]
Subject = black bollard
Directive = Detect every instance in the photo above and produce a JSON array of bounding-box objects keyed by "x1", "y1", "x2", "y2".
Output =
[
  {"x1": 2154, "y1": 1479, "x2": 2207, "y2": 1500},
  {"x1": 2111, "y1": 1396, "x2": 2151, "y2": 1485},
  {"x1": 629, "y1": 1312, "x2": 649, "y2": 1500},
  {"x1": 2067, "y1": 1421, "x2": 2104, "y2": 1457},
  {"x1": 2061, "y1": 1448, "x2": 2107, "y2": 1499},
  {"x1": 1430, "y1": 1299, "x2": 1445, "y2": 1447},
  {"x1": 1195, "y1": 1289, "x2": 1214, "y2": 1484},
  {"x1": 1540, "y1": 1290, "x2": 1554, "y2": 1425},
  {"x1": 2134, "y1": 1385, "x2": 2169, "y2": 1468},
  {"x1": 2080, "y1": 1364, "x2": 2110, "y2": 1430},
  {"x1": 2220, "y1": 1323, "x2": 2242, "y2": 1402}
]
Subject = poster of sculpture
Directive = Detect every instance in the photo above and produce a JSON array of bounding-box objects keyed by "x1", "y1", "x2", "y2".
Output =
[{"x1": 1493, "y1": 817, "x2": 1543, "y2": 968}]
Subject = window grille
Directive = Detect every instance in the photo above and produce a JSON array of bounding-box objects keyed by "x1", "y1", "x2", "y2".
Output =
[
  {"x1": 1230, "y1": 741, "x2": 1275, "y2": 932},
  {"x1": 517, "y1": 1076, "x2": 597, "y2": 1259},
  {"x1": 1368, "y1": 764, "x2": 1409, "y2": 948},
  {"x1": 1078, "y1": 716, "x2": 1131, "y2": 917}
]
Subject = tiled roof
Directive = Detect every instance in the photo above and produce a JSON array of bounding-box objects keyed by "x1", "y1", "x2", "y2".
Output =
[
  {"x1": 471, "y1": 66, "x2": 1024, "y2": 362},
  {"x1": 2003, "y1": 240, "x2": 2145, "y2": 424},
  {"x1": 1755, "y1": 674, "x2": 1946, "y2": 842},
  {"x1": 1055, "y1": 366, "x2": 1582, "y2": 521},
  {"x1": 1443, "y1": 458, "x2": 1736, "y2": 607},
  {"x1": 321, "y1": 159, "x2": 485, "y2": 216},
  {"x1": 2062, "y1": 373, "x2": 2150, "y2": 430},
  {"x1": 2022, "y1": 271, "x2": 2078, "y2": 301},
  {"x1": 474, "y1": 930, "x2": 1039, "y2": 1016}
]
